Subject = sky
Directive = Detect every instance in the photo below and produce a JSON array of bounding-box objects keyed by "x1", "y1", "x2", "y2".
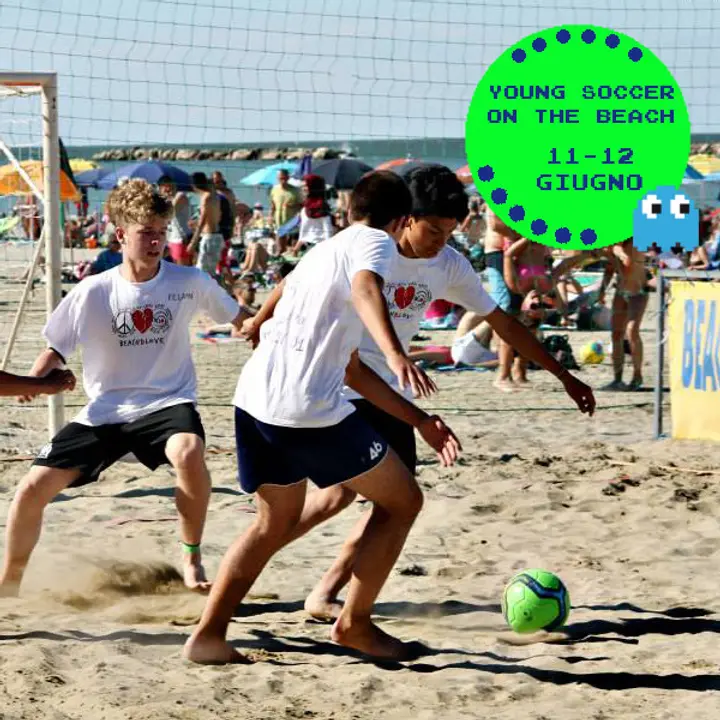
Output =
[{"x1": 0, "y1": 0, "x2": 718, "y2": 147}]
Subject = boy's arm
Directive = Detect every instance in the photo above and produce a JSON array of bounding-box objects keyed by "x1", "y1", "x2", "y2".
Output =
[
  {"x1": 15, "y1": 348, "x2": 76, "y2": 402},
  {"x1": 2, "y1": 368, "x2": 75, "y2": 398},
  {"x1": 350, "y1": 270, "x2": 435, "y2": 398},
  {"x1": 344, "y1": 351, "x2": 460, "y2": 467},
  {"x1": 485, "y1": 307, "x2": 595, "y2": 416}
]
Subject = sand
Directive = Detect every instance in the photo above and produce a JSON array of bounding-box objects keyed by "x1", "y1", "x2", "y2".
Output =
[{"x1": 2, "y1": 246, "x2": 720, "y2": 719}]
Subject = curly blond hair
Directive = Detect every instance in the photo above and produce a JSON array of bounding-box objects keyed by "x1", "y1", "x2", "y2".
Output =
[{"x1": 106, "y1": 178, "x2": 173, "y2": 227}]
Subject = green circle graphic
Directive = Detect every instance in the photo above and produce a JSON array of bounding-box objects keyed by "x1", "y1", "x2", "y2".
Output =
[{"x1": 465, "y1": 25, "x2": 690, "y2": 249}]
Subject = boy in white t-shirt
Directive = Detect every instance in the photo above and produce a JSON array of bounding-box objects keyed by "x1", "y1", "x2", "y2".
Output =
[
  {"x1": 239, "y1": 166, "x2": 597, "y2": 621},
  {"x1": 184, "y1": 171, "x2": 458, "y2": 665},
  {"x1": 0, "y1": 180, "x2": 244, "y2": 598}
]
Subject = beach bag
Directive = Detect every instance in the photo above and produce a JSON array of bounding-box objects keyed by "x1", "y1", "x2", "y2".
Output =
[{"x1": 542, "y1": 334, "x2": 579, "y2": 370}]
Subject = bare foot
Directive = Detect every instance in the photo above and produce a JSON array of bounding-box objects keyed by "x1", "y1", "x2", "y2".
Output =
[
  {"x1": 512, "y1": 376, "x2": 532, "y2": 390},
  {"x1": 183, "y1": 632, "x2": 251, "y2": 665},
  {"x1": 304, "y1": 588, "x2": 343, "y2": 622},
  {"x1": 331, "y1": 616, "x2": 416, "y2": 661},
  {"x1": 183, "y1": 561, "x2": 212, "y2": 594},
  {"x1": 493, "y1": 378, "x2": 517, "y2": 393}
]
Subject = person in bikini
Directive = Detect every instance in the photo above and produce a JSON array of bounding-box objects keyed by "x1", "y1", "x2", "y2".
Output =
[{"x1": 599, "y1": 237, "x2": 649, "y2": 391}]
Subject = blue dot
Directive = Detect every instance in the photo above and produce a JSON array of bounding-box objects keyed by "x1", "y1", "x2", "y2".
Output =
[
  {"x1": 581, "y1": 29, "x2": 596, "y2": 44},
  {"x1": 531, "y1": 219, "x2": 548, "y2": 235},
  {"x1": 532, "y1": 38, "x2": 547, "y2": 52},
  {"x1": 628, "y1": 47, "x2": 643, "y2": 62},
  {"x1": 509, "y1": 205, "x2": 525, "y2": 222},
  {"x1": 581, "y1": 229, "x2": 597, "y2": 246},
  {"x1": 512, "y1": 48, "x2": 526, "y2": 63},
  {"x1": 555, "y1": 228, "x2": 571, "y2": 244},
  {"x1": 606, "y1": 33, "x2": 620, "y2": 49},
  {"x1": 491, "y1": 188, "x2": 507, "y2": 204},
  {"x1": 556, "y1": 29, "x2": 571, "y2": 44},
  {"x1": 477, "y1": 165, "x2": 494, "y2": 182}
]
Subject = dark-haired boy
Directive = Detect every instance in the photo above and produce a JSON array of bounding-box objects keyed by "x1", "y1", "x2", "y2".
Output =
[
  {"x1": 184, "y1": 171, "x2": 456, "y2": 664},
  {"x1": 244, "y1": 165, "x2": 597, "y2": 621}
]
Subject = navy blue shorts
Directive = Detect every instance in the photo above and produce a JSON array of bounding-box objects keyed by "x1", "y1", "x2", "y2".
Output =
[{"x1": 234, "y1": 406, "x2": 389, "y2": 494}]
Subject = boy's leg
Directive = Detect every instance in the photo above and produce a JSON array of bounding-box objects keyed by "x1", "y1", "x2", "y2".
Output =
[
  {"x1": 625, "y1": 294, "x2": 648, "y2": 389},
  {"x1": 283, "y1": 485, "x2": 357, "y2": 546},
  {"x1": 164, "y1": 432, "x2": 212, "y2": 591},
  {"x1": 126, "y1": 404, "x2": 212, "y2": 592},
  {"x1": 0, "y1": 466, "x2": 81, "y2": 596},
  {"x1": 304, "y1": 510, "x2": 369, "y2": 620},
  {"x1": 331, "y1": 449, "x2": 423, "y2": 659},
  {"x1": 183, "y1": 481, "x2": 308, "y2": 664}
]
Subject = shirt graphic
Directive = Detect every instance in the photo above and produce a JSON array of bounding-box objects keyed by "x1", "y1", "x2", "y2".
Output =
[{"x1": 112, "y1": 304, "x2": 173, "y2": 347}]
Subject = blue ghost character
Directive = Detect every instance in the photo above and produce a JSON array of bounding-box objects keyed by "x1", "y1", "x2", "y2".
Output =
[{"x1": 632, "y1": 185, "x2": 699, "y2": 252}]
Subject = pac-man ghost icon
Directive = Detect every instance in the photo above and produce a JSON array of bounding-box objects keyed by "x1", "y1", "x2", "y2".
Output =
[{"x1": 632, "y1": 185, "x2": 698, "y2": 253}]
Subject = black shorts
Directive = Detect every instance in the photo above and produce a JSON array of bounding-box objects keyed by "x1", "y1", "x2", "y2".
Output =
[
  {"x1": 234, "y1": 406, "x2": 389, "y2": 494},
  {"x1": 350, "y1": 399, "x2": 417, "y2": 474},
  {"x1": 33, "y1": 403, "x2": 205, "y2": 488}
]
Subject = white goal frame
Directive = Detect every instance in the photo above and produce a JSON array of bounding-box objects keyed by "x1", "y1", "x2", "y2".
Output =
[{"x1": 0, "y1": 73, "x2": 64, "y2": 436}]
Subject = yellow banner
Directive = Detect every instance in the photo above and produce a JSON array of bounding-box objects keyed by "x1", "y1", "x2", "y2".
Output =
[{"x1": 669, "y1": 281, "x2": 720, "y2": 442}]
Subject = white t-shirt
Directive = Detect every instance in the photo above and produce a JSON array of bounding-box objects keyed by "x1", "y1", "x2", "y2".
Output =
[
  {"x1": 299, "y1": 208, "x2": 333, "y2": 245},
  {"x1": 344, "y1": 245, "x2": 497, "y2": 400},
  {"x1": 44, "y1": 261, "x2": 239, "y2": 426},
  {"x1": 234, "y1": 224, "x2": 397, "y2": 427}
]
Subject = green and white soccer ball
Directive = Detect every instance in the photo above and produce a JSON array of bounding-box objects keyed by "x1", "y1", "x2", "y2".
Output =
[{"x1": 502, "y1": 569, "x2": 570, "y2": 633}]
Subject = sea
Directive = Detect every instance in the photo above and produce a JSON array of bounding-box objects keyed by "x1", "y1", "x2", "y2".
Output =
[{"x1": 0, "y1": 137, "x2": 468, "y2": 219}]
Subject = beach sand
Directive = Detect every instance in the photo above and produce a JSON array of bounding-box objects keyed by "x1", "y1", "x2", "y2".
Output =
[{"x1": 1, "y1": 248, "x2": 720, "y2": 719}]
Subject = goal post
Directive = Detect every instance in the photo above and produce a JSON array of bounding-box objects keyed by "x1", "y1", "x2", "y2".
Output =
[{"x1": 0, "y1": 72, "x2": 64, "y2": 436}]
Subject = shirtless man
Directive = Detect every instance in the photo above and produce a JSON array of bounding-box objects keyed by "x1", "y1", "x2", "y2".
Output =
[
  {"x1": 483, "y1": 207, "x2": 519, "y2": 313},
  {"x1": 599, "y1": 238, "x2": 649, "y2": 391},
  {"x1": 188, "y1": 172, "x2": 223, "y2": 277}
]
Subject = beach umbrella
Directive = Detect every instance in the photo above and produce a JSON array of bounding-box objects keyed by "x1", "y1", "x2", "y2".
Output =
[
  {"x1": 376, "y1": 157, "x2": 416, "y2": 170},
  {"x1": 389, "y1": 161, "x2": 446, "y2": 179},
  {"x1": 310, "y1": 158, "x2": 374, "y2": 190},
  {"x1": 96, "y1": 161, "x2": 193, "y2": 191},
  {"x1": 70, "y1": 158, "x2": 98, "y2": 173},
  {"x1": 75, "y1": 166, "x2": 112, "y2": 188},
  {"x1": 689, "y1": 154, "x2": 720, "y2": 176},
  {"x1": 0, "y1": 159, "x2": 80, "y2": 201},
  {"x1": 240, "y1": 161, "x2": 299, "y2": 187}
]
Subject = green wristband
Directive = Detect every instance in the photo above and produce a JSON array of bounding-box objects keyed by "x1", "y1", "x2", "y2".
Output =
[{"x1": 182, "y1": 542, "x2": 201, "y2": 554}]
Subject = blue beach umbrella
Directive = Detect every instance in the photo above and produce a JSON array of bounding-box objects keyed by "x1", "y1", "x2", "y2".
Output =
[
  {"x1": 75, "y1": 166, "x2": 112, "y2": 188},
  {"x1": 96, "y1": 161, "x2": 193, "y2": 191},
  {"x1": 240, "y1": 161, "x2": 299, "y2": 187}
]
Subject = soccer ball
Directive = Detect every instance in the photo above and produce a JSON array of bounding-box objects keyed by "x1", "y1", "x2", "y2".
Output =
[
  {"x1": 502, "y1": 569, "x2": 570, "y2": 633},
  {"x1": 579, "y1": 341, "x2": 605, "y2": 365}
]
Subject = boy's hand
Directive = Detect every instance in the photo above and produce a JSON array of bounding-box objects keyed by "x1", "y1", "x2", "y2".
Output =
[
  {"x1": 240, "y1": 317, "x2": 261, "y2": 348},
  {"x1": 417, "y1": 414, "x2": 462, "y2": 467},
  {"x1": 561, "y1": 372, "x2": 596, "y2": 416},
  {"x1": 386, "y1": 352, "x2": 437, "y2": 398}
]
